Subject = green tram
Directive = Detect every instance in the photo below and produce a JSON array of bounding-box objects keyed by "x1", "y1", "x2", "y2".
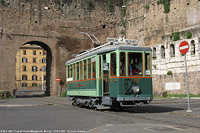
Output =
[{"x1": 66, "y1": 40, "x2": 153, "y2": 109}]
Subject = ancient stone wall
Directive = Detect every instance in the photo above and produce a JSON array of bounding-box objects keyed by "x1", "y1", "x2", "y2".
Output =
[
  {"x1": 152, "y1": 37, "x2": 200, "y2": 95},
  {"x1": 0, "y1": 0, "x2": 124, "y2": 96},
  {"x1": 126, "y1": 0, "x2": 200, "y2": 46}
]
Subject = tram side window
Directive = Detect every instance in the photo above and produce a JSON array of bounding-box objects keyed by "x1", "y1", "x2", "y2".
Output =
[
  {"x1": 80, "y1": 61, "x2": 83, "y2": 80},
  {"x1": 111, "y1": 53, "x2": 116, "y2": 76},
  {"x1": 67, "y1": 66, "x2": 70, "y2": 78},
  {"x1": 73, "y1": 64, "x2": 75, "y2": 80},
  {"x1": 88, "y1": 58, "x2": 91, "y2": 79},
  {"x1": 84, "y1": 60, "x2": 87, "y2": 79},
  {"x1": 92, "y1": 57, "x2": 96, "y2": 78},
  {"x1": 145, "y1": 53, "x2": 151, "y2": 76},
  {"x1": 70, "y1": 65, "x2": 73, "y2": 78},
  {"x1": 76, "y1": 62, "x2": 79, "y2": 80},
  {"x1": 120, "y1": 52, "x2": 126, "y2": 76},
  {"x1": 99, "y1": 56, "x2": 101, "y2": 78},
  {"x1": 128, "y1": 53, "x2": 143, "y2": 76}
]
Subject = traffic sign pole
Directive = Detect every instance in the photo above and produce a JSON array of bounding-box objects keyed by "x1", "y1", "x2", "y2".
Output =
[
  {"x1": 184, "y1": 54, "x2": 192, "y2": 112},
  {"x1": 179, "y1": 41, "x2": 192, "y2": 112}
]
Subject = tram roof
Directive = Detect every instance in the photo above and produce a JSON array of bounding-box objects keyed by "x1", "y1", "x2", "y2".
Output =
[{"x1": 65, "y1": 45, "x2": 152, "y2": 65}]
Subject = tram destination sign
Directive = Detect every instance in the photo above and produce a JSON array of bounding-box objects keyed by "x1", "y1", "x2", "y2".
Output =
[{"x1": 179, "y1": 41, "x2": 189, "y2": 54}]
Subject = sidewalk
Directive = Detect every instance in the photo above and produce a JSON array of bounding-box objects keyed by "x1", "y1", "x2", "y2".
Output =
[
  {"x1": 152, "y1": 97, "x2": 200, "y2": 104},
  {"x1": 1, "y1": 96, "x2": 200, "y2": 106}
]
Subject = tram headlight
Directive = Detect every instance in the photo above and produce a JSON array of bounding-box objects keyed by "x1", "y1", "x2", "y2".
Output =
[{"x1": 133, "y1": 86, "x2": 140, "y2": 93}]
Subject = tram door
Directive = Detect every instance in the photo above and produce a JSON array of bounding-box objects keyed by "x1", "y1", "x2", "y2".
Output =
[{"x1": 102, "y1": 54, "x2": 110, "y2": 96}]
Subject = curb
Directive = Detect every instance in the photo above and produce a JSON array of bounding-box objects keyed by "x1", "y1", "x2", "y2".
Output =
[{"x1": 0, "y1": 103, "x2": 54, "y2": 107}]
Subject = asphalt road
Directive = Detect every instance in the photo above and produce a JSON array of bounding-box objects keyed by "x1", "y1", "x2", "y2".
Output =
[{"x1": 0, "y1": 97, "x2": 200, "y2": 133}]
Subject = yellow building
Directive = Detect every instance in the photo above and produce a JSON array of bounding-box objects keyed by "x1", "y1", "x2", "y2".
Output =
[{"x1": 15, "y1": 44, "x2": 46, "y2": 89}]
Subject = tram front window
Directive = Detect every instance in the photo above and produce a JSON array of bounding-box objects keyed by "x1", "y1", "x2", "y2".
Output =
[
  {"x1": 120, "y1": 52, "x2": 126, "y2": 76},
  {"x1": 128, "y1": 53, "x2": 143, "y2": 76},
  {"x1": 145, "y1": 53, "x2": 151, "y2": 76}
]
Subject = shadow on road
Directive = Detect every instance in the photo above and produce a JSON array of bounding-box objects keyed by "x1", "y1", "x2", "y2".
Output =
[{"x1": 111, "y1": 105, "x2": 184, "y2": 113}]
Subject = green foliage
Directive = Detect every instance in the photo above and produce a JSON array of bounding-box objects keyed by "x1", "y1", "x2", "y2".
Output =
[
  {"x1": 167, "y1": 71, "x2": 172, "y2": 75},
  {"x1": 104, "y1": 0, "x2": 114, "y2": 13},
  {"x1": 162, "y1": 91, "x2": 168, "y2": 97},
  {"x1": 0, "y1": 0, "x2": 7, "y2": 7},
  {"x1": 144, "y1": 5, "x2": 150, "y2": 11},
  {"x1": 157, "y1": 0, "x2": 164, "y2": 4},
  {"x1": 186, "y1": 31, "x2": 192, "y2": 39},
  {"x1": 60, "y1": 91, "x2": 67, "y2": 97},
  {"x1": 0, "y1": 91, "x2": 13, "y2": 99},
  {"x1": 53, "y1": 0, "x2": 61, "y2": 5},
  {"x1": 153, "y1": 65, "x2": 157, "y2": 69},
  {"x1": 123, "y1": 8, "x2": 126, "y2": 16},
  {"x1": 62, "y1": 0, "x2": 72, "y2": 3},
  {"x1": 86, "y1": 0, "x2": 94, "y2": 11},
  {"x1": 122, "y1": 20, "x2": 126, "y2": 28},
  {"x1": 164, "y1": 1, "x2": 170, "y2": 13},
  {"x1": 172, "y1": 32, "x2": 180, "y2": 41},
  {"x1": 157, "y1": 0, "x2": 170, "y2": 13}
]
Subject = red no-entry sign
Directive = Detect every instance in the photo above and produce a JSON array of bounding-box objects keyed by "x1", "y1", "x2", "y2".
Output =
[
  {"x1": 179, "y1": 41, "x2": 189, "y2": 54},
  {"x1": 56, "y1": 78, "x2": 60, "y2": 82}
]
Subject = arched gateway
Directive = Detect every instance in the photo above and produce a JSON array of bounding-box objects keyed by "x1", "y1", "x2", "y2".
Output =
[{"x1": 0, "y1": 35, "x2": 59, "y2": 96}]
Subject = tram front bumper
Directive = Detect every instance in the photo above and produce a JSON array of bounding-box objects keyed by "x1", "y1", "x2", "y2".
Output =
[{"x1": 117, "y1": 96, "x2": 153, "y2": 102}]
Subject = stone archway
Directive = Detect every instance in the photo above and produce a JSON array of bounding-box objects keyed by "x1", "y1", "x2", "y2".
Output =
[
  {"x1": 15, "y1": 41, "x2": 53, "y2": 96},
  {"x1": 22, "y1": 41, "x2": 52, "y2": 96}
]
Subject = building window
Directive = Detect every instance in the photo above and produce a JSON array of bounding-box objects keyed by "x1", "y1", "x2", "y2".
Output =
[
  {"x1": 32, "y1": 83, "x2": 37, "y2": 87},
  {"x1": 23, "y1": 50, "x2": 26, "y2": 55},
  {"x1": 22, "y1": 82, "x2": 27, "y2": 87},
  {"x1": 41, "y1": 66, "x2": 46, "y2": 71},
  {"x1": 42, "y1": 58, "x2": 46, "y2": 63},
  {"x1": 152, "y1": 47, "x2": 156, "y2": 59},
  {"x1": 32, "y1": 66, "x2": 37, "y2": 72},
  {"x1": 33, "y1": 58, "x2": 36, "y2": 63},
  {"x1": 161, "y1": 45, "x2": 165, "y2": 58},
  {"x1": 33, "y1": 50, "x2": 36, "y2": 55},
  {"x1": 43, "y1": 51, "x2": 46, "y2": 55},
  {"x1": 191, "y1": 40, "x2": 195, "y2": 55},
  {"x1": 22, "y1": 58, "x2": 28, "y2": 63},
  {"x1": 32, "y1": 75, "x2": 37, "y2": 80},
  {"x1": 22, "y1": 75, "x2": 27, "y2": 80},
  {"x1": 170, "y1": 44, "x2": 175, "y2": 57},
  {"x1": 22, "y1": 66, "x2": 26, "y2": 71},
  {"x1": 44, "y1": 75, "x2": 46, "y2": 80}
]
